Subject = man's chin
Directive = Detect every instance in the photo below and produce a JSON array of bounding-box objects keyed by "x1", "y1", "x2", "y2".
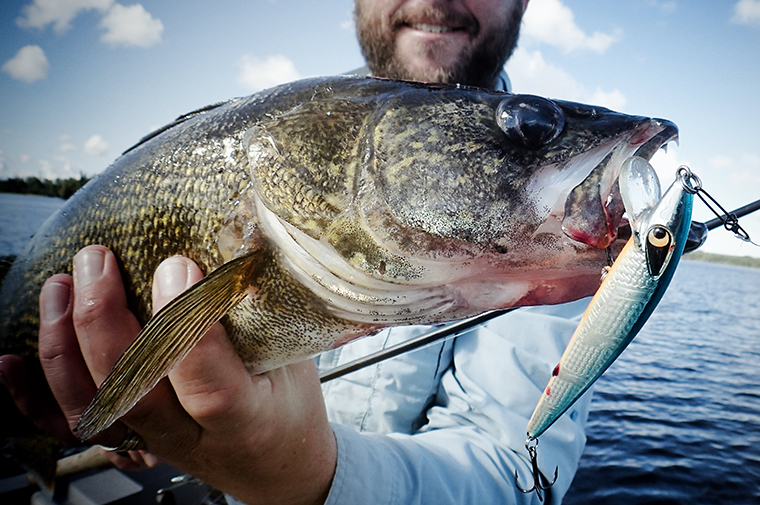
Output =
[{"x1": 391, "y1": 43, "x2": 467, "y2": 83}]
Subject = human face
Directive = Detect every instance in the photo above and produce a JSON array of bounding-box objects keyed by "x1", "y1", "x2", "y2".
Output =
[{"x1": 355, "y1": 0, "x2": 527, "y2": 88}]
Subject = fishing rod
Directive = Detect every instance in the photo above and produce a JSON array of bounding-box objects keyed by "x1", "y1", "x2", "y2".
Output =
[
  {"x1": 704, "y1": 197, "x2": 760, "y2": 229},
  {"x1": 684, "y1": 195, "x2": 760, "y2": 252},
  {"x1": 319, "y1": 308, "x2": 514, "y2": 382},
  {"x1": 320, "y1": 196, "x2": 760, "y2": 383}
]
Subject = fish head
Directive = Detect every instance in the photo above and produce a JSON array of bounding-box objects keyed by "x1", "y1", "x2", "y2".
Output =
[
  {"x1": 245, "y1": 78, "x2": 680, "y2": 319},
  {"x1": 366, "y1": 88, "x2": 679, "y2": 255}
]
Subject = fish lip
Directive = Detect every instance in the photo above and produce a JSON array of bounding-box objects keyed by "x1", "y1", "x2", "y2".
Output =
[
  {"x1": 560, "y1": 118, "x2": 679, "y2": 249},
  {"x1": 610, "y1": 118, "x2": 679, "y2": 241}
]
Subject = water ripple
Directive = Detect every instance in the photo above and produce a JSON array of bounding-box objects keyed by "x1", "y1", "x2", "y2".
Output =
[{"x1": 565, "y1": 261, "x2": 760, "y2": 505}]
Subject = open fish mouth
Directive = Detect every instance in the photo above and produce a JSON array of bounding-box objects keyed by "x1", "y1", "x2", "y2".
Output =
[{"x1": 561, "y1": 118, "x2": 679, "y2": 249}]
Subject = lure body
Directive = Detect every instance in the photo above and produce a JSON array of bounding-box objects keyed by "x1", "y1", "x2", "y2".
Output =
[{"x1": 526, "y1": 160, "x2": 695, "y2": 439}]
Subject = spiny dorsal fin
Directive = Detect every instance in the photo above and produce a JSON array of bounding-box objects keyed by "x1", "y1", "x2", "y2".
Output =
[{"x1": 74, "y1": 251, "x2": 260, "y2": 440}]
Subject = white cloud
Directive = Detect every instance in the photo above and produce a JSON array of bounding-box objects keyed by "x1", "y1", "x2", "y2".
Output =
[
  {"x1": 84, "y1": 134, "x2": 109, "y2": 156},
  {"x1": 17, "y1": 0, "x2": 114, "y2": 33},
  {"x1": 522, "y1": 0, "x2": 619, "y2": 53},
  {"x1": 505, "y1": 47, "x2": 627, "y2": 109},
  {"x1": 341, "y1": 9, "x2": 355, "y2": 31},
  {"x1": 732, "y1": 0, "x2": 760, "y2": 25},
  {"x1": 99, "y1": 3, "x2": 163, "y2": 48},
  {"x1": 708, "y1": 154, "x2": 733, "y2": 170},
  {"x1": 20, "y1": 154, "x2": 31, "y2": 164},
  {"x1": 2, "y1": 45, "x2": 49, "y2": 83},
  {"x1": 588, "y1": 88, "x2": 627, "y2": 111},
  {"x1": 38, "y1": 159, "x2": 55, "y2": 178},
  {"x1": 648, "y1": 145, "x2": 691, "y2": 186},
  {"x1": 714, "y1": 153, "x2": 760, "y2": 186},
  {"x1": 505, "y1": 47, "x2": 583, "y2": 98},
  {"x1": 236, "y1": 54, "x2": 301, "y2": 92},
  {"x1": 53, "y1": 155, "x2": 79, "y2": 177},
  {"x1": 56, "y1": 142, "x2": 77, "y2": 153}
]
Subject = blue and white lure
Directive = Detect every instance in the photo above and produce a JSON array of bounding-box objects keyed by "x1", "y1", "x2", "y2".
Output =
[{"x1": 516, "y1": 158, "x2": 699, "y2": 500}]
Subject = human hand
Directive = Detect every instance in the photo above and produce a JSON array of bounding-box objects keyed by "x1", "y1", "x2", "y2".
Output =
[{"x1": 37, "y1": 245, "x2": 336, "y2": 504}]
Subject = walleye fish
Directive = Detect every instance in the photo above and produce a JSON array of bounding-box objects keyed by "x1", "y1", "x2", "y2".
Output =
[
  {"x1": 516, "y1": 157, "x2": 695, "y2": 500},
  {"x1": 0, "y1": 76, "x2": 676, "y2": 480}
]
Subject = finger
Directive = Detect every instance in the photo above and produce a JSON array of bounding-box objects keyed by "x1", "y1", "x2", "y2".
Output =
[
  {"x1": 71, "y1": 246, "x2": 143, "y2": 384},
  {"x1": 38, "y1": 274, "x2": 98, "y2": 431},
  {"x1": 69, "y1": 247, "x2": 196, "y2": 449},
  {"x1": 151, "y1": 256, "x2": 253, "y2": 433},
  {"x1": 82, "y1": 255, "x2": 204, "y2": 451},
  {"x1": 0, "y1": 353, "x2": 79, "y2": 445},
  {"x1": 38, "y1": 271, "x2": 137, "y2": 447}
]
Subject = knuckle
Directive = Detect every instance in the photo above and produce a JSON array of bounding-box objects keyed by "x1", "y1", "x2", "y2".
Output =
[{"x1": 73, "y1": 296, "x2": 104, "y2": 328}]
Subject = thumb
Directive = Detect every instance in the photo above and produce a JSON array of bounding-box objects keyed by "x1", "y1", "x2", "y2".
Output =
[{"x1": 150, "y1": 257, "x2": 253, "y2": 431}]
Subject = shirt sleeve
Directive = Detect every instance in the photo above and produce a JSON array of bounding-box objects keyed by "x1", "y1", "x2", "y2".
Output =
[{"x1": 323, "y1": 299, "x2": 593, "y2": 505}]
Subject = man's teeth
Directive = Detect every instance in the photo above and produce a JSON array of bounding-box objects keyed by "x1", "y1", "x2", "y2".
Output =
[{"x1": 410, "y1": 23, "x2": 456, "y2": 33}]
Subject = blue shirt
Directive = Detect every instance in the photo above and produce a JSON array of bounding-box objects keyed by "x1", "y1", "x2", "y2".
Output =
[{"x1": 318, "y1": 298, "x2": 593, "y2": 505}]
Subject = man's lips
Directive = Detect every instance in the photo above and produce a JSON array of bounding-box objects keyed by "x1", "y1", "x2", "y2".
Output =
[
  {"x1": 391, "y1": 5, "x2": 478, "y2": 37},
  {"x1": 404, "y1": 23, "x2": 467, "y2": 34}
]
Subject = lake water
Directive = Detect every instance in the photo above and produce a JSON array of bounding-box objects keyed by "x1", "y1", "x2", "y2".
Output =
[
  {"x1": 565, "y1": 259, "x2": 760, "y2": 504},
  {"x1": 0, "y1": 193, "x2": 64, "y2": 258},
  {"x1": 1, "y1": 193, "x2": 759, "y2": 503}
]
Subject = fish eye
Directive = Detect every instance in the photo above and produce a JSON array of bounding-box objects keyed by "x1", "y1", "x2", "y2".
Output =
[{"x1": 496, "y1": 95, "x2": 566, "y2": 149}]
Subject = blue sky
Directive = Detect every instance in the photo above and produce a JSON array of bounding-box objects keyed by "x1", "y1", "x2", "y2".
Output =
[{"x1": 1, "y1": 0, "x2": 760, "y2": 257}]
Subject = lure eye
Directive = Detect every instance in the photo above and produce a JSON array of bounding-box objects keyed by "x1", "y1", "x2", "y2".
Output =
[
  {"x1": 648, "y1": 226, "x2": 670, "y2": 247},
  {"x1": 645, "y1": 225, "x2": 674, "y2": 278},
  {"x1": 496, "y1": 95, "x2": 566, "y2": 149}
]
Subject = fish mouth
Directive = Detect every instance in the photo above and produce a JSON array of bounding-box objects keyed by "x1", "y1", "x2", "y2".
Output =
[
  {"x1": 560, "y1": 118, "x2": 679, "y2": 249},
  {"x1": 631, "y1": 118, "x2": 679, "y2": 160}
]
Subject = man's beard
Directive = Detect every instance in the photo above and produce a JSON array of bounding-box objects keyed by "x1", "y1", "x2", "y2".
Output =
[{"x1": 355, "y1": 3, "x2": 523, "y2": 88}]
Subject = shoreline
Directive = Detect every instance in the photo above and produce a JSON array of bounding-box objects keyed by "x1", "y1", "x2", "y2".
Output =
[{"x1": 684, "y1": 250, "x2": 760, "y2": 269}]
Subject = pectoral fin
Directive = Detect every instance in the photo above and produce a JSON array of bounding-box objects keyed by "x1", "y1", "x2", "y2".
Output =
[{"x1": 74, "y1": 251, "x2": 260, "y2": 441}]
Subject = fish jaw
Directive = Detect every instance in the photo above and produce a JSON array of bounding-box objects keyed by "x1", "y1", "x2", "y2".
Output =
[{"x1": 557, "y1": 119, "x2": 679, "y2": 249}]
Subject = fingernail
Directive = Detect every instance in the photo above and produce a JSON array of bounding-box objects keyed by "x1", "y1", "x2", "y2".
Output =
[
  {"x1": 73, "y1": 249, "x2": 105, "y2": 286},
  {"x1": 41, "y1": 281, "x2": 71, "y2": 322},
  {"x1": 156, "y1": 257, "x2": 190, "y2": 298},
  {"x1": 142, "y1": 452, "x2": 162, "y2": 467}
]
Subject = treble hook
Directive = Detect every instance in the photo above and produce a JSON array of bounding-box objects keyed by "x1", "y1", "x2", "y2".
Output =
[{"x1": 514, "y1": 437, "x2": 558, "y2": 502}]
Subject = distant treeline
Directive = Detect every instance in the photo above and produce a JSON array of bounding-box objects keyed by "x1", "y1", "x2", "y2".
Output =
[
  {"x1": 686, "y1": 250, "x2": 760, "y2": 269},
  {"x1": 0, "y1": 175, "x2": 90, "y2": 199}
]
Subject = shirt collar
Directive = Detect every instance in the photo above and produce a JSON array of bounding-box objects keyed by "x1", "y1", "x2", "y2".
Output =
[{"x1": 346, "y1": 66, "x2": 512, "y2": 93}]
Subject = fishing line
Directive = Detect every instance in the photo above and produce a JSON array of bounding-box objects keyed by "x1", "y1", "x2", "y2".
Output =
[{"x1": 680, "y1": 164, "x2": 760, "y2": 247}]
